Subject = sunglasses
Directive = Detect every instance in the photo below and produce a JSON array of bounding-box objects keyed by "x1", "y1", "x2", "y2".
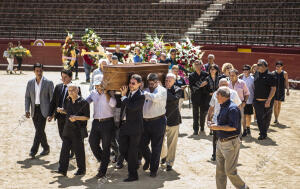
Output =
[
  {"x1": 257, "y1": 64, "x2": 263, "y2": 67},
  {"x1": 129, "y1": 82, "x2": 137, "y2": 85}
]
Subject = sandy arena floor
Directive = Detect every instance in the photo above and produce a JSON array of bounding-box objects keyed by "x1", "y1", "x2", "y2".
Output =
[{"x1": 0, "y1": 71, "x2": 299, "y2": 189}]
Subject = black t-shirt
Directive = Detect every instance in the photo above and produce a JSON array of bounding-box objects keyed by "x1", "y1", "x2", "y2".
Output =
[
  {"x1": 63, "y1": 96, "x2": 90, "y2": 138},
  {"x1": 113, "y1": 52, "x2": 124, "y2": 62},
  {"x1": 254, "y1": 70, "x2": 276, "y2": 99}
]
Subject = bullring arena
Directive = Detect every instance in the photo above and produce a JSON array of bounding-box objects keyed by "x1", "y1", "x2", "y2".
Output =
[{"x1": 1, "y1": 0, "x2": 300, "y2": 189}]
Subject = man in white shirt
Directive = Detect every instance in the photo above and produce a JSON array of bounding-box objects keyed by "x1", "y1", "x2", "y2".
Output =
[
  {"x1": 207, "y1": 78, "x2": 241, "y2": 161},
  {"x1": 86, "y1": 75, "x2": 117, "y2": 178},
  {"x1": 25, "y1": 63, "x2": 54, "y2": 158},
  {"x1": 140, "y1": 73, "x2": 167, "y2": 177}
]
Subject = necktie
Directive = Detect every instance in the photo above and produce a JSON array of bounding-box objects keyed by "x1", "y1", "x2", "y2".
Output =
[
  {"x1": 121, "y1": 93, "x2": 132, "y2": 121},
  {"x1": 59, "y1": 85, "x2": 67, "y2": 108}
]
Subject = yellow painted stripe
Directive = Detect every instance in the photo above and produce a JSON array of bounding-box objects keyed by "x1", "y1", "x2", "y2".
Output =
[
  {"x1": 238, "y1": 48, "x2": 252, "y2": 53},
  {"x1": 45, "y1": 42, "x2": 61, "y2": 46}
]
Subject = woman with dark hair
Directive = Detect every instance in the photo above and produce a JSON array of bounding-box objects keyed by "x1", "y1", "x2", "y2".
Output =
[
  {"x1": 201, "y1": 64, "x2": 220, "y2": 135},
  {"x1": 273, "y1": 61, "x2": 289, "y2": 124}
]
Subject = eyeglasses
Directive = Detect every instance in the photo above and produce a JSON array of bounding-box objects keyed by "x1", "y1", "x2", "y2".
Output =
[{"x1": 129, "y1": 82, "x2": 137, "y2": 85}]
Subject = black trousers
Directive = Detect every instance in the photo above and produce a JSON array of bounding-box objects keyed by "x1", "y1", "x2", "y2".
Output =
[
  {"x1": 212, "y1": 131, "x2": 217, "y2": 157},
  {"x1": 119, "y1": 133, "x2": 141, "y2": 178},
  {"x1": 16, "y1": 57, "x2": 22, "y2": 70},
  {"x1": 140, "y1": 117, "x2": 166, "y2": 173},
  {"x1": 74, "y1": 60, "x2": 79, "y2": 77},
  {"x1": 111, "y1": 126, "x2": 120, "y2": 159},
  {"x1": 56, "y1": 114, "x2": 66, "y2": 140},
  {"x1": 253, "y1": 100, "x2": 274, "y2": 137},
  {"x1": 59, "y1": 135, "x2": 86, "y2": 173},
  {"x1": 89, "y1": 119, "x2": 114, "y2": 174},
  {"x1": 31, "y1": 106, "x2": 49, "y2": 154},
  {"x1": 192, "y1": 102, "x2": 208, "y2": 132}
]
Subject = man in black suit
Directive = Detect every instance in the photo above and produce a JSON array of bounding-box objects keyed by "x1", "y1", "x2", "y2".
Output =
[
  {"x1": 48, "y1": 69, "x2": 80, "y2": 157},
  {"x1": 119, "y1": 74, "x2": 145, "y2": 182}
]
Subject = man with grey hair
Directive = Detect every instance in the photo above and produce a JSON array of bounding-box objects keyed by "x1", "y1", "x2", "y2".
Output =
[
  {"x1": 204, "y1": 54, "x2": 219, "y2": 72},
  {"x1": 209, "y1": 86, "x2": 248, "y2": 189},
  {"x1": 55, "y1": 83, "x2": 90, "y2": 176},
  {"x1": 207, "y1": 78, "x2": 241, "y2": 161},
  {"x1": 161, "y1": 73, "x2": 183, "y2": 171}
]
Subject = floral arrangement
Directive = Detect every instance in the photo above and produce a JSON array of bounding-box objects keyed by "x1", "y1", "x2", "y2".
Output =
[
  {"x1": 81, "y1": 28, "x2": 104, "y2": 66},
  {"x1": 62, "y1": 32, "x2": 77, "y2": 70},
  {"x1": 144, "y1": 33, "x2": 166, "y2": 62},
  {"x1": 81, "y1": 28, "x2": 101, "y2": 51},
  {"x1": 9, "y1": 46, "x2": 32, "y2": 58},
  {"x1": 175, "y1": 37, "x2": 204, "y2": 73},
  {"x1": 62, "y1": 32, "x2": 77, "y2": 56}
]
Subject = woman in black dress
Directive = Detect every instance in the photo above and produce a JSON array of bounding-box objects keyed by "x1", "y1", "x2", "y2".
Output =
[{"x1": 273, "y1": 61, "x2": 289, "y2": 124}]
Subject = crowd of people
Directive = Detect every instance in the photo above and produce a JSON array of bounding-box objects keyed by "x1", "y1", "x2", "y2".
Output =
[{"x1": 23, "y1": 46, "x2": 290, "y2": 188}]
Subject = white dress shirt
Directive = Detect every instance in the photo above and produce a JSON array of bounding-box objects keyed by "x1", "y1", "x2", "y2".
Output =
[
  {"x1": 242, "y1": 75, "x2": 255, "y2": 104},
  {"x1": 86, "y1": 90, "x2": 116, "y2": 119},
  {"x1": 209, "y1": 89, "x2": 242, "y2": 124},
  {"x1": 35, "y1": 77, "x2": 43, "y2": 105},
  {"x1": 143, "y1": 85, "x2": 167, "y2": 118}
]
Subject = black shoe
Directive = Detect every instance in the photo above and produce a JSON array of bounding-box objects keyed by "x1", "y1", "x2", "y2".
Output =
[
  {"x1": 258, "y1": 135, "x2": 267, "y2": 140},
  {"x1": 161, "y1": 157, "x2": 166, "y2": 164},
  {"x1": 115, "y1": 163, "x2": 123, "y2": 169},
  {"x1": 211, "y1": 155, "x2": 216, "y2": 161},
  {"x1": 112, "y1": 156, "x2": 117, "y2": 163},
  {"x1": 242, "y1": 130, "x2": 247, "y2": 137},
  {"x1": 193, "y1": 131, "x2": 198, "y2": 135},
  {"x1": 74, "y1": 169, "x2": 86, "y2": 176},
  {"x1": 246, "y1": 127, "x2": 251, "y2": 135},
  {"x1": 274, "y1": 120, "x2": 278, "y2": 124},
  {"x1": 40, "y1": 149, "x2": 50, "y2": 156},
  {"x1": 69, "y1": 151, "x2": 74, "y2": 159},
  {"x1": 166, "y1": 165, "x2": 172, "y2": 171},
  {"x1": 54, "y1": 170, "x2": 66, "y2": 177},
  {"x1": 150, "y1": 172, "x2": 157, "y2": 177},
  {"x1": 29, "y1": 152, "x2": 36, "y2": 158},
  {"x1": 123, "y1": 176, "x2": 138, "y2": 182},
  {"x1": 143, "y1": 160, "x2": 150, "y2": 171},
  {"x1": 96, "y1": 171, "x2": 106, "y2": 179}
]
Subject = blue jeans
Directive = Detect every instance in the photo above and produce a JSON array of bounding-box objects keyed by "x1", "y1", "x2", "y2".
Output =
[{"x1": 83, "y1": 62, "x2": 92, "y2": 82}]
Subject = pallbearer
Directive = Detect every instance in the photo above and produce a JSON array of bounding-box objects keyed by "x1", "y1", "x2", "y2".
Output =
[{"x1": 86, "y1": 75, "x2": 117, "y2": 178}]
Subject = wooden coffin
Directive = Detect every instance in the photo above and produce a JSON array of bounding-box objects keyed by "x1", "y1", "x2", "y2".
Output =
[{"x1": 102, "y1": 63, "x2": 169, "y2": 90}]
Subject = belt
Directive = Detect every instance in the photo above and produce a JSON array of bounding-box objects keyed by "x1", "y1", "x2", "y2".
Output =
[
  {"x1": 219, "y1": 135, "x2": 238, "y2": 142},
  {"x1": 143, "y1": 114, "x2": 165, "y2": 122},
  {"x1": 95, "y1": 117, "x2": 114, "y2": 122}
]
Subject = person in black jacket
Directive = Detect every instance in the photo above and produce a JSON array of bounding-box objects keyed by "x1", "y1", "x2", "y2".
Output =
[
  {"x1": 48, "y1": 69, "x2": 81, "y2": 158},
  {"x1": 161, "y1": 73, "x2": 183, "y2": 171},
  {"x1": 54, "y1": 84, "x2": 90, "y2": 176},
  {"x1": 119, "y1": 74, "x2": 145, "y2": 182},
  {"x1": 188, "y1": 60, "x2": 210, "y2": 135}
]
